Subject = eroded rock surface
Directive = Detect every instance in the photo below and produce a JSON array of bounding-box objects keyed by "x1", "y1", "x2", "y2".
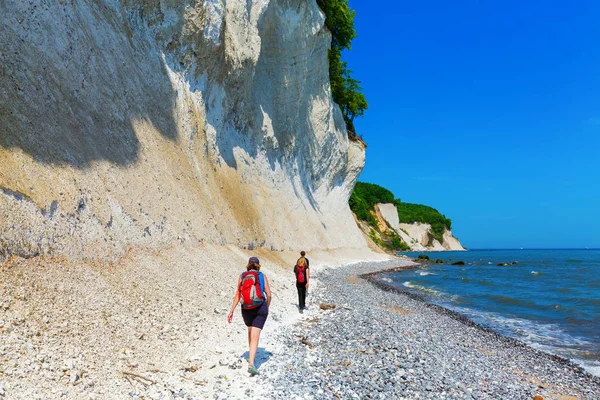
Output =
[{"x1": 0, "y1": 0, "x2": 367, "y2": 260}]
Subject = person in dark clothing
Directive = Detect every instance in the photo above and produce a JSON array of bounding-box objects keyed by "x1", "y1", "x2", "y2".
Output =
[{"x1": 293, "y1": 251, "x2": 310, "y2": 313}]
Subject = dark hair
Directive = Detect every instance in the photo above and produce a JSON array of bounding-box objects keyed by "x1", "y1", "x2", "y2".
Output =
[
  {"x1": 246, "y1": 262, "x2": 260, "y2": 271},
  {"x1": 300, "y1": 251, "x2": 306, "y2": 256}
]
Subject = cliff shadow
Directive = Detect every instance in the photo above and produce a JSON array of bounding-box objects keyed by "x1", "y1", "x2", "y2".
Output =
[{"x1": 0, "y1": 1, "x2": 179, "y2": 168}]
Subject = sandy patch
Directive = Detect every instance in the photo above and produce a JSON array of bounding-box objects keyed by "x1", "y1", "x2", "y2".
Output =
[{"x1": 378, "y1": 304, "x2": 414, "y2": 316}]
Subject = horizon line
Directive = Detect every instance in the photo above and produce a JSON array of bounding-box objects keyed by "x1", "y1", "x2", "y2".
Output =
[{"x1": 400, "y1": 248, "x2": 599, "y2": 252}]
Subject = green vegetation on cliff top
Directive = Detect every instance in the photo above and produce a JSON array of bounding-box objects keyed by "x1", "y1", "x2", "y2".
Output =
[
  {"x1": 316, "y1": 0, "x2": 368, "y2": 139},
  {"x1": 349, "y1": 182, "x2": 452, "y2": 247}
]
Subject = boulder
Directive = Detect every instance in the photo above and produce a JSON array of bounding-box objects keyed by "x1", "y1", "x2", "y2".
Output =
[{"x1": 451, "y1": 261, "x2": 465, "y2": 266}]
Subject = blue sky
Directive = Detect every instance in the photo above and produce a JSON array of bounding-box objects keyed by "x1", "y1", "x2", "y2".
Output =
[{"x1": 346, "y1": 0, "x2": 600, "y2": 249}]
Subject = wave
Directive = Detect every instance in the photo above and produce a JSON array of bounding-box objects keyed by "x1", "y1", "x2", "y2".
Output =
[
  {"x1": 403, "y1": 281, "x2": 440, "y2": 295},
  {"x1": 563, "y1": 297, "x2": 600, "y2": 307},
  {"x1": 482, "y1": 294, "x2": 536, "y2": 307},
  {"x1": 447, "y1": 306, "x2": 597, "y2": 361},
  {"x1": 480, "y1": 294, "x2": 579, "y2": 314},
  {"x1": 418, "y1": 271, "x2": 437, "y2": 276},
  {"x1": 581, "y1": 363, "x2": 600, "y2": 378}
]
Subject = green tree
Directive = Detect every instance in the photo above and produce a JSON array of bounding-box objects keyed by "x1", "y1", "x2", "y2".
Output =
[
  {"x1": 316, "y1": 0, "x2": 356, "y2": 49},
  {"x1": 317, "y1": 0, "x2": 368, "y2": 138}
]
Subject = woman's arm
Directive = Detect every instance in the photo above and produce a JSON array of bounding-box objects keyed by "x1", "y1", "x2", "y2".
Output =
[
  {"x1": 264, "y1": 274, "x2": 272, "y2": 308},
  {"x1": 227, "y1": 276, "x2": 242, "y2": 323},
  {"x1": 306, "y1": 268, "x2": 310, "y2": 288}
]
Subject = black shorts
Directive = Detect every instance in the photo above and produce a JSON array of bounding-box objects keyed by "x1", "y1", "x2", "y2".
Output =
[{"x1": 241, "y1": 302, "x2": 268, "y2": 329}]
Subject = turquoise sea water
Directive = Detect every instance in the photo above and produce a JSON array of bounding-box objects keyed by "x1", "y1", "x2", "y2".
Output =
[{"x1": 386, "y1": 249, "x2": 600, "y2": 376}]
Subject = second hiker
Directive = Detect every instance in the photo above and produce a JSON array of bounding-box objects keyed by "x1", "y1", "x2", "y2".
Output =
[{"x1": 293, "y1": 251, "x2": 310, "y2": 313}]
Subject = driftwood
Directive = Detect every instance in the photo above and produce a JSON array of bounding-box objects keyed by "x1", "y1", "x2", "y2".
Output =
[
  {"x1": 121, "y1": 371, "x2": 156, "y2": 386},
  {"x1": 301, "y1": 336, "x2": 315, "y2": 349}
]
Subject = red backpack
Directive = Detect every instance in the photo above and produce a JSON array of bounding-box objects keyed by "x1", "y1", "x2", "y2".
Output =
[
  {"x1": 239, "y1": 270, "x2": 265, "y2": 309},
  {"x1": 294, "y1": 261, "x2": 307, "y2": 284}
]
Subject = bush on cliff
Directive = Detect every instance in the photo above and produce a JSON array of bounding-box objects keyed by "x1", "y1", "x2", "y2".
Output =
[
  {"x1": 350, "y1": 182, "x2": 395, "y2": 208},
  {"x1": 316, "y1": 0, "x2": 368, "y2": 139},
  {"x1": 349, "y1": 191, "x2": 375, "y2": 226},
  {"x1": 349, "y1": 182, "x2": 395, "y2": 225},
  {"x1": 350, "y1": 182, "x2": 409, "y2": 251}
]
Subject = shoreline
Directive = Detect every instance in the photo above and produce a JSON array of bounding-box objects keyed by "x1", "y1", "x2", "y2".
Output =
[
  {"x1": 361, "y1": 264, "x2": 597, "y2": 379},
  {"x1": 257, "y1": 258, "x2": 600, "y2": 399}
]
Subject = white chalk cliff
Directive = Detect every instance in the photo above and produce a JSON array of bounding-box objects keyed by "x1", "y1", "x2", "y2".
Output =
[
  {"x1": 0, "y1": 0, "x2": 368, "y2": 261},
  {"x1": 377, "y1": 203, "x2": 465, "y2": 251}
]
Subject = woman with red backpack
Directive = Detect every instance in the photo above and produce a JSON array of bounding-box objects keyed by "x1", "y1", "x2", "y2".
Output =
[
  {"x1": 294, "y1": 251, "x2": 310, "y2": 313},
  {"x1": 227, "y1": 256, "x2": 271, "y2": 375}
]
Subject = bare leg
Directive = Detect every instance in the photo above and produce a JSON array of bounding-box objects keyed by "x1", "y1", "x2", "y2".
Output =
[
  {"x1": 248, "y1": 327, "x2": 262, "y2": 367},
  {"x1": 247, "y1": 327, "x2": 252, "y2": 350}
]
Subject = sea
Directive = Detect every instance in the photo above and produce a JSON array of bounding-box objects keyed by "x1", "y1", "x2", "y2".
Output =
[{"x1": 384, "y1": 249, "x2": 600, "y2": 376}]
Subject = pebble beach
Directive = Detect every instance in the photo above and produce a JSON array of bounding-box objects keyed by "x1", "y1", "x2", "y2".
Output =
[
  {"x1": 2, "y1": 253, "x2": 599, "y2": 399},
  {"x1": 254, "y1": 259, "x2": 600, "y2": 400}
]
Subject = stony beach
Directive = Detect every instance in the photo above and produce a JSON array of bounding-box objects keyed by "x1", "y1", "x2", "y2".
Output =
[
  {"x1": 2, "y1": 253, "x2": 600, "y2": 399},
  {"x1": 254, "y1": 259, "x2": 600, "y2": 400},
  {"x1": 0, "y1": 245, "x2": 389, "y2": 400}
]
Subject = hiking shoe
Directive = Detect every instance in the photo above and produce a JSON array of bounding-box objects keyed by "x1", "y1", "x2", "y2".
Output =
[
  {"x1": 299, "y1": 309, "x2": 303, "y2": 314},
  {"x1": 248, "y1": 365, "x2": 259, "y2": 376}
]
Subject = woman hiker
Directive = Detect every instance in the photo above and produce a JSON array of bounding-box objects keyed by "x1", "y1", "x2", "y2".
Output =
[
  {"x1": 293, "y1": 251, "x2": 310, "y2": 313},
  {"x1": 227, "y1": 256, "x2": 271, "y2": 375}
]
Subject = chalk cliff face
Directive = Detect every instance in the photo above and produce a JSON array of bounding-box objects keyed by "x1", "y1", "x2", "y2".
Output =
[
  {"x1": 0, "y1": 0, "x2": 367, "y2": 261},
  {"x1": 377, "y1": 203, "x2": 465, "y2": 251}
]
